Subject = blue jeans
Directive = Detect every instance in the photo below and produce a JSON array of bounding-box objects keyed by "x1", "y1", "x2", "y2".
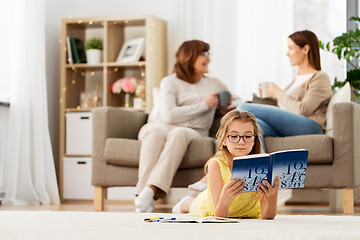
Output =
[{"x1": 237, "y1": 103, "x2": 323, "y2": 151}]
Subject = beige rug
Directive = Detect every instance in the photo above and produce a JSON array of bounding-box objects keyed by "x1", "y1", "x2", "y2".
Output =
[{"x1": 1, "y1": 211, "x2": 360, "y2": 240}]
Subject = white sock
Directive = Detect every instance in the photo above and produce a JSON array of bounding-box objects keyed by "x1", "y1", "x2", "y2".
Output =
[
  {"x1": 188, "y1": 181, "x2": 207, "y2": 192},
  {"x1": 172, "y1": 196, "x2": 192, "y2": 213},
  {"x1": 134, "y1": 187, "x2": 155, "y2": 212}
]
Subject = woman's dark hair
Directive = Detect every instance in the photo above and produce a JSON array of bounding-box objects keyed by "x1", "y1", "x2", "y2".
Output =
[
  {"x1": 289, "y1": 30, "x2": 321, "y2": 70},
  {"x1": 173, "y1": 40, "x2": 210, "y2": 83}
]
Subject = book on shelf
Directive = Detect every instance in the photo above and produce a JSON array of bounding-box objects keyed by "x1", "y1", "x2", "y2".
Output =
[
  {"x1": 66, "y1": 36, "x2": 73, "y2": 64},
  {"x1": 231, "y1": 149, "x2": 309, "y2": 192},
  {"x1": 159, "y1": 216, "x2": 241, "y2": 223},
  {"x1": 68, "y1": 37, "x2": 87, "y2": 64}
]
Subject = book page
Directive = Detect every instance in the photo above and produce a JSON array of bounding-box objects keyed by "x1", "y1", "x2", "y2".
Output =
[
  {"x1": 199, "y1": 216, "x2": 241, "y2": 223},
  {"x1": 160, "y1": 216, "x2": 241, "y2": 223},
  {"x1": 232, "y1": 154, "x2": 271, "y2": 192},
  {"x1": 271, "y1": 149, "x2": 308, "y2": 189}
]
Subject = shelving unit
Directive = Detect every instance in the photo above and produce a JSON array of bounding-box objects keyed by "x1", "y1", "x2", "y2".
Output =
[{"x1": 59, "y1": 15, "x2": 167, "y2": 200}]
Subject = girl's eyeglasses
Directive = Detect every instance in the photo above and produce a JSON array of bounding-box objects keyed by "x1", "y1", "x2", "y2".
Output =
[{"x1": 226, "y1": 134, "x2": 256, "y2": 143}]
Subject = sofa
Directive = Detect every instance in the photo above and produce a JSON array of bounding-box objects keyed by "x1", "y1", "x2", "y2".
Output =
[{"x1": 92, "y1": 99, "x2": 360, "y2": 213}]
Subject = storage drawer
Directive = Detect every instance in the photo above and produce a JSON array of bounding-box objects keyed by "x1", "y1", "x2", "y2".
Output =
[
  {"x1": 66, "y1": 112, "x2": 92, "y2": 155},
  {"x1": 63, "y1": 157, "x2": 93, "y2": 199}
]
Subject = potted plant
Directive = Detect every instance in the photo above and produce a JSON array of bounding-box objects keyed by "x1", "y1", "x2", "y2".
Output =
[
  {"x1": 85, "y1": 38, "x2": 103, "y2": 64},
  {"x1": 319, "y1": 16, "x2": 360, "y2": 100}
]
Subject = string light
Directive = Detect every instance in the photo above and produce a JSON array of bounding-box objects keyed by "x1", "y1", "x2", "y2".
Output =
[
  {"x1": 72, "y1": 80, "x2": 75, "y2": 85},
  {"x1": 91, "y1": 72, "x2": 95, "y2": 76},
  {"x1": 101, "y1": 21, "x2": 104, "y2": 26},
  {"x1": 78, "y1": 20, "x2": 82, "y2": 24},
  {"x1": 59, "y1": 99, "x2": 63, "y2": 103},
  {"x1": 141, "y1": 72, "x2": 145, "y2": 77},
  {"x1": 114, "y1": 68, "x2": 118, "y2": 72},
  {"x1": 81, "y1": 72, "x2": 85, "y2": 76},
  {"x1": 89, "y1": 20, "x2": 93, "y2": 25},
  {"x1": 124, "y1": 20, "x2": 129, "y2": 24},
  {"x1": 77, "y1": 106, "x2": 80, "y2": 110},
  {"x1": 72, "y1": 66, "x2": 76, "y2": 70},
  {"x1": 63, "y1": 87, "x2": 66, "y2": 92}
]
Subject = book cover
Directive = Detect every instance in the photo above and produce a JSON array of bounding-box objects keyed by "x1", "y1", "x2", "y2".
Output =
[
  {"x1": 231, "y1": 149, "x2": 308, "y2": 192},
  {"x1": 70, "y1": 37, "x2": 87, "y2": 63},
  {"x1": 66, "y1": 36, "x2": 73, "y2": 64}
]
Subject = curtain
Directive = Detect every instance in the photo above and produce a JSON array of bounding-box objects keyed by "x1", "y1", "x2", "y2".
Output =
[
  {"x1": 2, "y1": 0, "x2": 59, "y2": 205},
  {"x1": 168, "y1": 0, "x2": 294, "y2": 101}
]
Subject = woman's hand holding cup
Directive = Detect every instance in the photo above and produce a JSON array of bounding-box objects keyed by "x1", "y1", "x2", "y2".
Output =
[{"x1": 204, "y1": 92, "x2": 219, "y2": 108}]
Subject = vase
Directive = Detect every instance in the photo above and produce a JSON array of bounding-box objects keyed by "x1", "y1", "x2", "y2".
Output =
[
  {"x1": 86, "y1": 49, "x2": 103, "y2": 64},
  {"x1": 124, "y1": 92, "x2": 133, "y2": 107}
]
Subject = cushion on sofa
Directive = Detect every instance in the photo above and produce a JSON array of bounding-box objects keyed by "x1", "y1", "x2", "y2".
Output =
[
  {"x1": 104, "y1": 137, "x2": 215, "y2": 169},
  {"x1": 105, "y1": 138, "x2": 141, "y2": 167},
  {"x1": 179, "y1": 137, "x2": 215, "y2": 169},
  {"x1": 264, "y1": 134, "x2": 333, "y2": 164},
  {"x1": 326, "y1": 82, "x2": 351, "y2": 136}
]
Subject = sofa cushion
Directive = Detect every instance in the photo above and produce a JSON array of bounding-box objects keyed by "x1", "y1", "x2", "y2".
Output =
[
  {"x1": 326, "y1": 82, "x2": 351, "y2": 136},
  {"x1": 180, "y1": 137, "x2": 215, "y2": 169},
  {"x1": 105, "y1": 138, "x2": 140, "y2": 167},
  {"x1": 264, "y1": 134, "x2": 333, "y2": 164},
  {"x1": 104, "y1": 137, "x2": 215, "y2": 169}
]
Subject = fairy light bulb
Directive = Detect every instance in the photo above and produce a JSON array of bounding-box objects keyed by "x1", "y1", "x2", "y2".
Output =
[
  {"x1": 89, "y1": 20, "x2": 93, "y2": 25},
  {"x1": 72, "y1": 80, "x2": 75, "y2": 84},
  {"x1": 114, "y1": 68, "x2": 118, "y2": 72},
  {"x1": 78, "y1": 20, "x2": 82, "y2": 24},
  {"x1": 72, "y1": 66, "x2": 76, "y2": 70},
  {"x1": 91, "y1": 72, "x2": 95, "y2": 76},
  {"x1": 77, "y1": 106, "x2": 80, "y2": 110}
]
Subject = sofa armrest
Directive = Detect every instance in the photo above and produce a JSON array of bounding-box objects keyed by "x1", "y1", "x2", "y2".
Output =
[
  {"x1": 92, "y1": 106, "x2": 148, "y2": 155},
  {"x1": 332, "y1": 102, "x2": 360, "y2": 187}
]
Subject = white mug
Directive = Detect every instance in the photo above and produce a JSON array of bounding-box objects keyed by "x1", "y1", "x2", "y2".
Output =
[{"x1": 259, "y1": 82, "x2": 273, "y2": 98}]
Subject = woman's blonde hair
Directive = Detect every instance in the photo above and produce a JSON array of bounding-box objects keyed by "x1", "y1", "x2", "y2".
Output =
[{"x1": 204, "y1": 110, "x2": 263, "y2": 173}]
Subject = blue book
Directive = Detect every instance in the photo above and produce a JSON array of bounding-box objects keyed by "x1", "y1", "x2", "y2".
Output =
[{"x1": 231, "y1": 149, "x2": 308, "y2": 192}]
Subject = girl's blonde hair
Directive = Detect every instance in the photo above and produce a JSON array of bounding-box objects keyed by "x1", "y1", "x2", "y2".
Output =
[{"x1": 205, "y1": 110, "x2": 263, "y2": 173}]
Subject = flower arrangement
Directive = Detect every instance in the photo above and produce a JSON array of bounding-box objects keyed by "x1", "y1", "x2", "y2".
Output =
[
  {"x1": 111, "y1": 77, "x2": 145, "y2": 108},
  {"x1": 111, "y1": 77, "x2": 144, "y2": 94}
]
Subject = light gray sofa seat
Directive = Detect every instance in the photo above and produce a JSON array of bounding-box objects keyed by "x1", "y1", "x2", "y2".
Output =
[
  {"x1": 105, "y1": 137, "x2": 215, "y2": 169},
  {"x1": 92, "y1": 102, "x2": 360, "y2": 213}
]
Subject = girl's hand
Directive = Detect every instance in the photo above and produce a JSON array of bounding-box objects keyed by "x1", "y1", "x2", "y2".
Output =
[
  {"x1": 257, "y1": 176, "x2": 279, "y2": 203},
  {"x1": 204, "y1": 92, "x2": 219, "y2": 108},
  {"x1": 219, "y1": 178, "x2": 245, "y2": 204},
  {"x1": 267, "y1": 83, "x2": 283, "y2": 99}
]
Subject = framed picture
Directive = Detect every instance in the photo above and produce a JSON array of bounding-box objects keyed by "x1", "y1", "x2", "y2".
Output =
[{"x1": 116, "y1": 37, "x2": 145, "y2": 63}]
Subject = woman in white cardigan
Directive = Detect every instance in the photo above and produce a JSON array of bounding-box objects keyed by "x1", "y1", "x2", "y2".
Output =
[{"x1": 134, "y1": 40, "x2": 239, "y2": 212}]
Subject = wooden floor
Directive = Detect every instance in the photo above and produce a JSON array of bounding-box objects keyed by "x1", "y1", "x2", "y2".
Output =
[{"x1": 1, "y1": 200, "x2": 359, "y2": 216}]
